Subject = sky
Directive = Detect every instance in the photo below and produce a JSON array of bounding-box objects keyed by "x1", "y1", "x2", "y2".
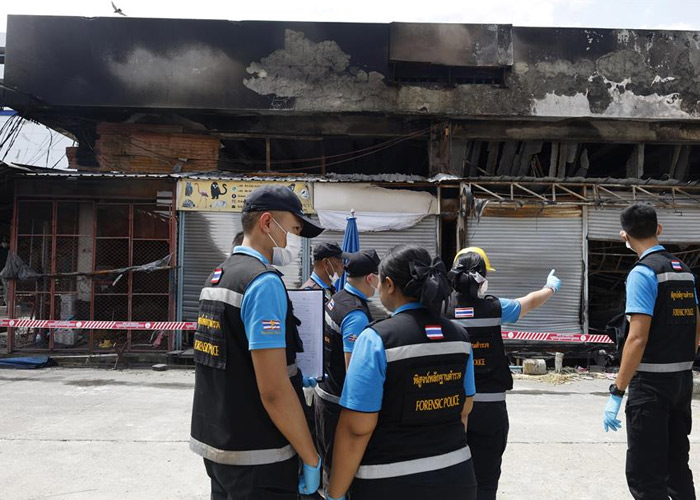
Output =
[{"x1": 2, "y1": 0, "x2": 700, "y2": 33}]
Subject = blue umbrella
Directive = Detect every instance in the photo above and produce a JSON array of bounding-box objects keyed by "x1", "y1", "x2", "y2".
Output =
[{"x1": 336, "y1": 209, "x2": 359, "y2": 290}]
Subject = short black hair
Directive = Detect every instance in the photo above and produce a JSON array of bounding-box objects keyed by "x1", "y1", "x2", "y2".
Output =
[
  {"x1": 232, "y1": 231, "x2": 244, "y2": 247},
  {"x1": 620, "y1": 203, "x2": 658, "y2": 239},
  {"x1": 241, "y1": 212, "x2": 263, "y2": 234}
]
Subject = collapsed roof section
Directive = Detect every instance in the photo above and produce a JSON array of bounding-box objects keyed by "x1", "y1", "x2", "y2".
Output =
[{"x1": 2, "y1": 16, "x2": 700, "y2": 184}]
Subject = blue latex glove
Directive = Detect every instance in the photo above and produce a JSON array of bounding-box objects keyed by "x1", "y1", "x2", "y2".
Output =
[
  {"x1": 302, "y1": 376, "x2": 318, "y2": 388},
  {"x1": 544, "y1": 269, "x2": 561, "y2": 293},
  {"x1": 327, "y1": 496, "x2": 346, "y2": 500},
  {"x1": 298, "y1": 455, "x2": 321, "y2": 495},
  {"x1": 603, "y1": 394, "x2": 623, "y2": 432}
]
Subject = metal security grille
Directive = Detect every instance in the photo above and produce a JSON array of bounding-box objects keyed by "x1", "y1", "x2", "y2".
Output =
[
  {"x1": 466, "y1": 213, "x2": 583, "y2": 335},
  {"x1": 179, "y1": 211, "x2": 304, "y2": 322},
  {"x1": 310, "y1": 216, "x2": 439, "y2": 320},
  {"x1": 10, "y1": 200, "x2": 174, "y2": 353},
  {"x1": 588, "y1": 207, "x2": 700, "y2": 243}
]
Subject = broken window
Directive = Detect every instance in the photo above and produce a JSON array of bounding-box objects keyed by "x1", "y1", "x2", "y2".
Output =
[
  {"x1": 390, "y1": 62, "x2": 505, "y2": 86},
  {"x1": 457, "y1": 139, "x2": 700, "y2": 181},
  {"x1": 218, "y1": 136, "x2": 430, "y2": 176}
]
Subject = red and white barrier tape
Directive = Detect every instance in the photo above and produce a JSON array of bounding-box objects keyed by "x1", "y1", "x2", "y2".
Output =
[
  {"x1": 0, "y1": 319, "x2": 615, "y2": 343},
  {"x1": 502, "y1": 331, "x2": 613, "y2": 344},
  {"x1": 0, "y1": 319, "x2": 197, "y2": 331}
]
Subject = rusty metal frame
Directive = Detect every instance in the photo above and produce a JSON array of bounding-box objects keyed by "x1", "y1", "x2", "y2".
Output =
[
  {"x1": 168, "y1": 186, "x2": 177, "y2": 351},
  {"x1": 8, "y1": 195, "x2": 175, "y2": 354},
  {"x1": 463, "y1": 180, "x2": 700, "y2": 207}
]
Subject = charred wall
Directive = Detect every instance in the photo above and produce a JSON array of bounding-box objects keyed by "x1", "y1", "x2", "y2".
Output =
[{"x1": 4, "y1": 16, "x2": 700, "y2": 121}]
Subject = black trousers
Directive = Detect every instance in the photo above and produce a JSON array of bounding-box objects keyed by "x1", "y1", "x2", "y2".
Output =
[
  {"x1": 313, "y1": 394, "x2": 341, "y2": 472},
  {"x1": 203, "y1": 456, "x2": 298, "y2": 500},
  {"x1": 350, "y1": 458, "x2": 477, "y2": 500},
  {"x1": 625, "y1": 371, "x2": 696, "y2": 500},
  {"x1": 467, "y1": 401, "x2": 509, "y2": 500}
]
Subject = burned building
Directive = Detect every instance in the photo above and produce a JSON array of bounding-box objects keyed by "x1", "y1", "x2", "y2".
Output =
[{"x1": 1, "y1": 15, "x2": 699, "y2": 356}]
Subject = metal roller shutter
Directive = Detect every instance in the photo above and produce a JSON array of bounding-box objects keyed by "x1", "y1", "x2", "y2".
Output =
[
  {"x1": 179, "y1": 212, "x2": 303, "y2": 321},
  {"x1": 466, "y1": 214, "x2": 583, "y2": 334},
  {"x1": 588, "y1": 207, "x2": 700, "y2": 243},
  {"x1": 311, "y1": 216, "x2": 439, "y2": 319}
]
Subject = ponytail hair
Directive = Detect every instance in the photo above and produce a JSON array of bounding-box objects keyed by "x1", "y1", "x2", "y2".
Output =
[
  {"x1": 379, "y1": 244, "x2": 451, "y2": 315},
  {"x1": 448, "y1": 252, "x2": 486, "y2": 299}
]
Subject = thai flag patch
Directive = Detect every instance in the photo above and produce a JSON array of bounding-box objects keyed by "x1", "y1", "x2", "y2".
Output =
[
  {"x1": 425, "y1": 325, "x2": 444, "y2": 340},
  {"x1": 211, "y1": 268, "x2": 223, "y2": 284},
  {"x1": 262, "y1": 320, "x2": 281, "y2": 332},
  {"x1": 328, "y1": 299, "x2": 335, "y2": 311},
  {"x1": 455, "y1": 307, "x2": 474, "y2": 319},
  {"x1": 672, "y1": 261, "x2": 683, "y2": 271}
]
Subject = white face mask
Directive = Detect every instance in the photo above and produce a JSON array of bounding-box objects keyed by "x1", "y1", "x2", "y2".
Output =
[
  {"x1": 367, "y1": 274, "x2": 379, "y2": 298},
  {"x1": 268, "y1": 218, "x2": 302, "y2": 267},
  {"x1": 471, "y1": 271, "x2": 488, "y2": 299},
  {"x1": 625, "y1": 239, "x2": 634, "y2": 252},
  {"x1": 325, "y1": 261, "x2": 340, "y2": 284},
  {"x1": 478, "y1": 279, "x2": 489, "y2": 299}
]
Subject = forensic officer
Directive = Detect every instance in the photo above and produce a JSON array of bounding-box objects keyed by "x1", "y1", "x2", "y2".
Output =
[
  {"x1": 190, "y1": 185, "x2": 325, "y2": 500},
  {"x1": 302, "y1": 242, "x2": 347, "y2": 301},
  {"x1": 314, "y1": 249, "x2": 380, "y2": 477},
  {"x1": 603, "y1": 203, "x2": 699, "y2": 500},
  {"x1": 446, "y1": 247, "x2": 561, "y2": 500},
  {"x1": 327, "y1": 244, "x2": 477, "y2": 500}
]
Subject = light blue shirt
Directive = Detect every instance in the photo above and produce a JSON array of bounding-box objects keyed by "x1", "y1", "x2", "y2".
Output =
[
  {"x1": 499, "y1": 298, "x2": 522, "y2": 324},
  {"x1": 626, "y1": 245, "x2": 698, "y2": 316},
  {"x1": 310, "y1": 272, "x2": 332, "y2": 290},
  {"x1": 234, "y1": 246, "x2": 288, "y2": 350},
  {"x1": 341, "y1": 284, "x2": 371, "y2": 353},
  {"x1": 340, "y1": 302, "x2": 476, "y2": 413}
]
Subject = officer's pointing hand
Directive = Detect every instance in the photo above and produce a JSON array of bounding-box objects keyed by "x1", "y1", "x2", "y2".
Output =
[{"x1": 544, "y1": 269, "x2": 561, "y2": 293}]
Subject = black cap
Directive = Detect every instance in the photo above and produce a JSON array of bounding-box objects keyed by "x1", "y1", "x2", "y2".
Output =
[
  {"x1": 313, "y1": 242, "x2": 347, "y2": 261},
  {"x1": 345, "y1": 249, "x2": 380, "y2": 277},
  {"x1": 243, "y1": 185, "x2": 324, "y2": 238}
]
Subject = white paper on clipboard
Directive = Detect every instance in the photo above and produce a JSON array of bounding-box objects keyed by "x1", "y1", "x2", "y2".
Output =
[{"x1": 288, "y1": 289, "x2": 325, "y2": 380}]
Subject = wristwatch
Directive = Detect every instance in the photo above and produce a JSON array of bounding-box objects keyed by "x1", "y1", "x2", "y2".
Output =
[{"x1": 609, "y1": 384, "x2": 625, "y2": 397}]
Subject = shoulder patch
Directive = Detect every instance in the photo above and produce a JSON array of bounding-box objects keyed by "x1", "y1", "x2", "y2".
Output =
[
  {"x1": 455, "y1": 307, "x2": 474, "y2": 319},
  {"x1": 425, "y1": 325, "x2": 444, "y2": 340},
  {"x1": 671, "y1": 260, "x2": 683, "y2": 271},
  {"x1": 328, "y1": 299, "x2": 335, "y2": 311},
  {"x1": 261, "y1": 319, "x2": 281, "y2": 333},
  {"x1": 211, "y1": 268, "x2": 223, "y2": 284}
]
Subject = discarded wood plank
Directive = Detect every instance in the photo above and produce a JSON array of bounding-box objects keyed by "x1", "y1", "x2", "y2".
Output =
[
  {"x1": 485, "y1": 142, "x2": 500, "y2": 175},
  {"x1": 626, "y1": 144, "x2": 645, "y2": 178},
  {"x1": 674, "y1": 145, "x2": 691, "y2": 181},
  {"x1": 498, "y1": 141, "x2": 518, "y2": 175},
  {"x1": 549, "y1": 142, "x2": 559, "y2": 177}
]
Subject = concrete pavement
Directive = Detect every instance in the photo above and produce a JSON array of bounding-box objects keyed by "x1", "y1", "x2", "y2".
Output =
[{"x1": 0, "y1": 368, "x2": 697, "y2": 499}]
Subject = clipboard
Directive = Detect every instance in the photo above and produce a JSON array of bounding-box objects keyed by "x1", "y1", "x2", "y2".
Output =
[{"x1": 288, "y1": 289, "x2": 325, "y2": 380}]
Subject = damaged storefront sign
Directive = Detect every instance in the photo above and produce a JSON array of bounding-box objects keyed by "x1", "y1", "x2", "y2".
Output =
[{"x1": 176, "y1": 179, "x2": 314, "y2": 213}]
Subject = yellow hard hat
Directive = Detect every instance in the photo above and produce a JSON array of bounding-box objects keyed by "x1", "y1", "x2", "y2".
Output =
[{"x1": 453, "y1": 247, "x2": 495, "y2": 272}]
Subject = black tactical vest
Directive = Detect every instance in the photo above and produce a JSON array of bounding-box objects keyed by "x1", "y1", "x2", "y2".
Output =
[
  {"x1": 318, "y1": 289, "x2": 373, "y2": 399},
  {"x1": 190, "y1": 252, "x2": 304, "y2": 465},
  {"x1": 446, "y1": 292, "x2": 513, "y2": 394},
  {"x1": 359, "y1": 308, "x2": 470, "y2": 474},
  {"x1": 630, "y1": 250, "x2": 697, "y2": 372},
  {"x1": 302, "y1": 275, "x2": 335, "y2": 303}
]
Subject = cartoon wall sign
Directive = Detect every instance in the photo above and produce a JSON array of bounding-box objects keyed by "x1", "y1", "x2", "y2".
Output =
[{"x1": 177, "y1": 179, "x2": 314, "y2": 213}]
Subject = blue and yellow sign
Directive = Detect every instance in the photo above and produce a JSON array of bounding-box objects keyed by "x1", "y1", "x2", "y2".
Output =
[{"x1": 177, "y1": 179, "x2": 314, "y2": 213}]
